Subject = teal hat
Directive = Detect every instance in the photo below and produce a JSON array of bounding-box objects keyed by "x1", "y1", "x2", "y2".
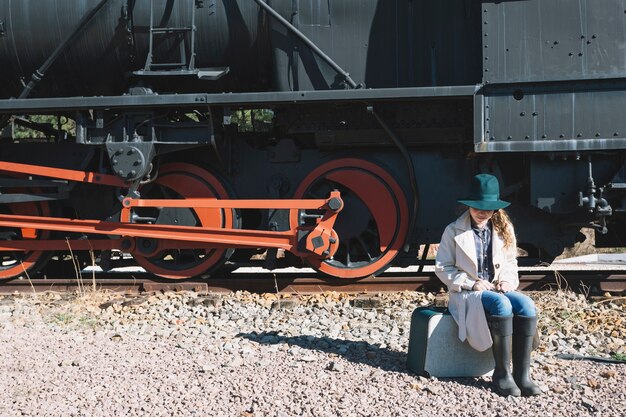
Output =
[{"x1": 458, "y1": 174, "x2": 510, "y2": 210}]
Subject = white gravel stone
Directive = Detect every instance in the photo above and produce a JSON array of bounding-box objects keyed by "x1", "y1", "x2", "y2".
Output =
[{"x1": 0, "y1": 291, "x2": 624, "y2": 417}]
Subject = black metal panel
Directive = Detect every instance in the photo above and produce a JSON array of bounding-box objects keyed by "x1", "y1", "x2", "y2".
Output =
[
  {"x1": 530, "y1": 158, "x2": 590, "y2": 214},
  {"x1": 476, "y1": 81, "x2": 626, "y2": 152},
  {"x1": 529, "y1": 156, "x2": 620, "y2": 214},
  {"x1": 270, "y1": 0, "x2": 482, "y2": 91},
  {"x1": 483, "y1": 0, "x2": 626, "y2": 84}
]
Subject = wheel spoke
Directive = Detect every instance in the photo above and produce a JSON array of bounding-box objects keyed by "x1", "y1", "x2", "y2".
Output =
[
  {"x1": 356, "y1": 237, "x2": 374, "y2": 262},
  {"x1": 363, "y1": 227, "x2": 378, "y2": 238},
  {"x1": 344, "y1": 241, "x2": 352, "y2": 267}
]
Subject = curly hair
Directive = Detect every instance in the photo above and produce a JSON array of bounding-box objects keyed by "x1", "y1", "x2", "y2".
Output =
[{"x1": 492, "y1": 209, "x2": 515, "y2": 249}]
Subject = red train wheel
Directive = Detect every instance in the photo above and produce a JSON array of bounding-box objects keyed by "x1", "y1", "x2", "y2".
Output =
[
  {"x1": 127, "y1": 163, "x2": 239, "y2": 279},
  {"x1": 290, "y1": 158, "x2": 410, "y2": 279},
  {"x1": 0, "y1": 197, "x2": 52, "y2": 280}
]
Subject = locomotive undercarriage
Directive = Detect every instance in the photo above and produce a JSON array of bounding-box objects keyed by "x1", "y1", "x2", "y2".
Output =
[
  {"x1": 0, "y1": 155, "x2": 349, "y2": 280},
  {"x1": 0, "y1": 88, "x2": 624, "y2": 281}
]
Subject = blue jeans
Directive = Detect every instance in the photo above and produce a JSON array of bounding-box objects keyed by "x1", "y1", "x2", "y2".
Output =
[{"x1": 481, "y1": 290, "x2": 536, "y2": 317}]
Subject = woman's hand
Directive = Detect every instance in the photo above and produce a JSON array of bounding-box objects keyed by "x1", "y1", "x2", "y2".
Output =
[
  {"x1": 472, "y1": 279, "x2": 495, "y2": 291},
  {"x1": 495, "y1": 281, "x2": 515, "y2": 293}
]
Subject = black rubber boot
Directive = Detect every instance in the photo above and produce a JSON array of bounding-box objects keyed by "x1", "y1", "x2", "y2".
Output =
[
  {"x1": 513, "y1": 315, "x2": 542, "y2": 396},
  {"x1": 487, "y1": 314, "x2": 521, "y2": 397}
]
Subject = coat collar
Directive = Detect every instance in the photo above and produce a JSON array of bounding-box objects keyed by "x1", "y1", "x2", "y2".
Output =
[
  {"x1": 453, "y1": 211, "x2": 478, "y2": 269},
  {"x1": 452, "y1": 211, "x2": 505, "y2": 273}
]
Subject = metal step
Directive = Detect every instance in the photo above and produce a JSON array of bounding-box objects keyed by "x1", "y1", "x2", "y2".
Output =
[
  {"x1": 133, "y1": 67, "x2": 230, "y2": 80},
  {"x1": 151, "y1": 27, "x2": 193, "y2": 34}
]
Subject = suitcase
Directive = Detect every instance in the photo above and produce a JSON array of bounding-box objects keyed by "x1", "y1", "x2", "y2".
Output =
[{"x1": 406, "y1": 307, "x2": 495, "y2": 377}]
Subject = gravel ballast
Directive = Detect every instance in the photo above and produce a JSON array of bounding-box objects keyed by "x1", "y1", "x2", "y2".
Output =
[{"x1": 0, "y1": 290, "x2": 624, "y2": 417}]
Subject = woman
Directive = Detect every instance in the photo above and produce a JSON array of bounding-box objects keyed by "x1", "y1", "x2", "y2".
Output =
[{"x1": 435, "y1": 173, "x2": 541, "y2": 397}]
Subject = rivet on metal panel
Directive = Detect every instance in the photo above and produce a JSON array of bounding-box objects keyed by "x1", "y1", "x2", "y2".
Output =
[
  {"x1": 541, "y1": 134, "x2": 547, "y2": 139},
  {"x1": 507, "y1": 136, "x2": 512, "y2": 140},
  {"x1": 592, "y1": 34, "x2": 597, "y2": 39},
  {"x1": 578, "y1": 53, "x2": 583, "y2": 57},
  {"x1": 559, "y1": 134, "x2": 565, "y2": 138},
  {"x1": 577, "y1": 133, "x2": 582, "y2": 138},
  {"x1": 614, "y1": 132, "x2": 619, "y2": 137},
  {"x1": 489, "y1": 137, "x2": 495, "y2": 141},
  {"x1": 520, "y1": 112, "x2": 525, "y2": 116},
  {"x1": 525, "y1": 136, "x2": 530, "y2": 140},
  {"x1": 569, "y1": 52, "x2": 573, "y2": 56},
  {"x1": 532, "y1": 112, "x2": 538, "y2": 116},
  {"x1": 595, "y1": 133, "x2": 600, "y2": 137}
]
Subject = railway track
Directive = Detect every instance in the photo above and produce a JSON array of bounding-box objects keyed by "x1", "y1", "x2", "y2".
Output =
[{"x1": 1, "y1": 269, "x2": 625, "y2": 295}]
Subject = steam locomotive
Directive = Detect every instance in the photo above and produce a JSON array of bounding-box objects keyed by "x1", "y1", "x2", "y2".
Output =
[{"x1": 0, "y1": 0, "x2": 624, "y2": 280}]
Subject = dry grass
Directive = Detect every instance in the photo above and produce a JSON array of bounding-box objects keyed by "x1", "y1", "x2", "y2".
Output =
[
  {"x1": 530, "y1": 271, "x2": 625, "y2": 356},
  {"x1": 25, "y1": 248, "x2": 123, "y2": 329}
]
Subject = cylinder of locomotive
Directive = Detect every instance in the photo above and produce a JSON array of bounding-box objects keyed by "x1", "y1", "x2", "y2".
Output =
[{"x1": 0, "y1": 0, "x2": 271, "y2": 98}]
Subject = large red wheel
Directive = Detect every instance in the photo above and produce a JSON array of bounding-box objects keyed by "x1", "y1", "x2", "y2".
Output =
[
  {"x1": 0, "y1": 190, "x2": 52, "y2": 280},
  {"x1": 126, "y1": 163, "x2": 239, "y2": 279},
  {"x1": 290, "y1": 158, "x2": 410, "y2": 279}
]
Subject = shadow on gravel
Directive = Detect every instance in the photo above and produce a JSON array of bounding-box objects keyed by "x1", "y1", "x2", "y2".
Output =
[
  {"x1": 238, "y1": 331, "x2": 411, "y2": 373},
  {"x1": 237, "y1": 331, "x2": 496, "y2": 390}
]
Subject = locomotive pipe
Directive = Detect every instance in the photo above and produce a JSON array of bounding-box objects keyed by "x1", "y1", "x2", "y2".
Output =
[
  {"x1": 17, "y1": 0, "x2": 111, "y2": 99},
  {"x1": 0, "y1": 0, "x2": 111, "y2": 129},
  {"x1": 368, "y1": 106, "x2": 418, "y2": 252},
  {"x1": 253, "y1": 0, "x2": 361, "y2": 89}
]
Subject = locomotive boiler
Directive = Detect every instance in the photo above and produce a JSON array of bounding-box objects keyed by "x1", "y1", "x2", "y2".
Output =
[{"x1": 0, "y1": 0, "x2": 624, "y2": 281}]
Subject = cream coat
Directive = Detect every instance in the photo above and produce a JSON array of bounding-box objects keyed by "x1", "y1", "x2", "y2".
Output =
[{"x1": 435, "y1": 211, "x2": 519, "y2": 351}]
